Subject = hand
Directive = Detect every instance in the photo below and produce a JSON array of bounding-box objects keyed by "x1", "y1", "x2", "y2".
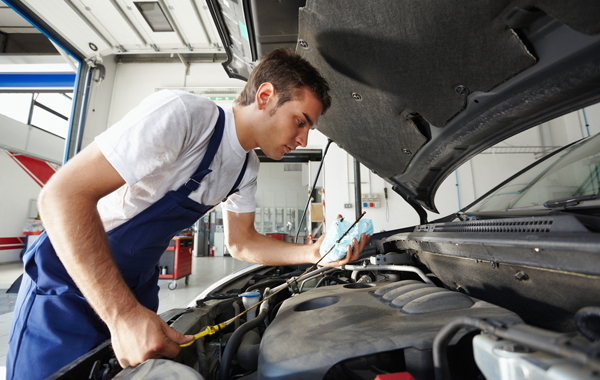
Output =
[
  {"x1": 108, "y1": 304, "x2": 193, "y2": 368},
  {"x1": 310, "y1": 214, "x2": 371, "y2": 267}
]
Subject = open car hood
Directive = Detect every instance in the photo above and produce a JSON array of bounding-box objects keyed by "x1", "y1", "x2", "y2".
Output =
[{"x1": 207, "y1": 0, "x2": 600, "y2": 212}]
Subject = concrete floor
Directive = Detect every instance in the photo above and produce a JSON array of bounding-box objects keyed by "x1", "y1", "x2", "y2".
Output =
[{"x1": 0, "y1": 256, "x2": 250, "y2": 380}]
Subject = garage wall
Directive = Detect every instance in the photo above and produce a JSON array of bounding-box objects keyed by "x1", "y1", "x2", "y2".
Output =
[
  {"x1": 107, "y1": 62, "x2": 244, "y2": 135},
  {"x1": 79, "y1": 61, "x2": 246, "y2": 151}
]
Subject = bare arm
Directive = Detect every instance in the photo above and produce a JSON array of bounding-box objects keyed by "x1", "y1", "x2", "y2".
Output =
[
  {"x1": 39, "y1": 142, "x2": 191, "y2": 368},
  {"x1": 223, "y1": 210, "x2": 370, "y2": 266}
]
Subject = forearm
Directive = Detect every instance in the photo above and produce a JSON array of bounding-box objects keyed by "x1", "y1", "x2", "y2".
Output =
[
  {"x1": 224, "y1": 211, "x2": 370, "y2": 268},
  {"x1": 39, "y1": 189, "x2": 139, "y2": 326},
  {"x1": 227, "y1": 230, "x2": 318, "y2": 266}
]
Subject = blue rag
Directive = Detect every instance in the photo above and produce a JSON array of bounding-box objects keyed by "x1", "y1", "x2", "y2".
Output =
[{"x1": 319, "y1": 218, "x2": 373, "y2": 263}]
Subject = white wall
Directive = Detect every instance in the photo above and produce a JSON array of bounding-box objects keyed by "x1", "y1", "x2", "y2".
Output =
[
  {"x1": 78, "y1": 61, "x2": 245, "y2": 150},
  {"x1": 0, "y1": 152, "x2": 44, "y2": 263},
  {"x1": 106, "y1": 62, "x2": 245, "y2": 133}
]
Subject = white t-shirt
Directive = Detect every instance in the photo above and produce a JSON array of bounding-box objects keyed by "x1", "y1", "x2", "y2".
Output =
[{"x1": 95, "y1": 90, "x2": 260, "y2": 232}]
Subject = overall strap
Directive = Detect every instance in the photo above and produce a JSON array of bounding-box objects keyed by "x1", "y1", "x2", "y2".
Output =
[
  {"x1": 179, "y1": 106, "x2": 225, "y2": 196},
  {"x1": 224, "y1": 152, "x2": 250, "y2": 201}
]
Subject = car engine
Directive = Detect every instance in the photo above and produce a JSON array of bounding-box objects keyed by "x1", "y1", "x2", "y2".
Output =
[{"x1": 55, "y1": 250, "x2": 600, "y2": 380}]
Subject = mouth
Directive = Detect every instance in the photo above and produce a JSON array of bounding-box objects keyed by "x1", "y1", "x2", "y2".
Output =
[{"x1": 285, "y1": 146, "x2": 293, "y2": 154}]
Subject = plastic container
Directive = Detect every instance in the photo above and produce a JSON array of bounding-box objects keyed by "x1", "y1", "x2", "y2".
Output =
[{"x1": 239, "y1": 290, "x2": 261, "y2": 321}]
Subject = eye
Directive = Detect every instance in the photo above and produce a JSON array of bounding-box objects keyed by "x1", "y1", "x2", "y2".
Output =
[{"x1": 298, "y1": 119, "x2": 306, "y2": 127}]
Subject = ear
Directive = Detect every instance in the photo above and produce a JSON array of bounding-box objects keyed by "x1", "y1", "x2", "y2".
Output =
[{"x1": 255, "y1": 83, "x2": 275, "y2": 110}]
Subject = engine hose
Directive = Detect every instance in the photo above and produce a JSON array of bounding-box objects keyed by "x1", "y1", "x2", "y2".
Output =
[
  {"x1": 246, "y1": 278, "x2": 286, "y2": 292},
  {"x1": 575, "y1": 307, "x2": 600, "y2": 342},
  {"x1": 237, "y1": 330, "x2": 261, "y2": 371},
  {"x1": 315, "y1": 276, "x2": 348, "y2": 288},
  {"x1": 218, "y1": 308, "x2": 267, "y2": 380}
]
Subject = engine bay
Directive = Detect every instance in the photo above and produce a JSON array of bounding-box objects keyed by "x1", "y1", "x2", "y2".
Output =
[{"x1": 57, "y1": 244, "x2": 600, "y2": 380}]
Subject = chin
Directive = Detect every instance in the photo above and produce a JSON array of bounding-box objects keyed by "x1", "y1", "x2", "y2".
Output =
[{"x1": 266, "y1": 150, "x2": 284, "y2": 161}]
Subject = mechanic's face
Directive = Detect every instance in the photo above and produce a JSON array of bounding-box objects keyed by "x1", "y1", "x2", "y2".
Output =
[{"x1": 260, "y1": 87, "x2": 323, "y2": 160}]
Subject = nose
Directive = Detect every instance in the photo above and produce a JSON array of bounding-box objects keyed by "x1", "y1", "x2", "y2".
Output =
[{"x1": 296, "y1": 127, "x2": 309, "y2": 148}]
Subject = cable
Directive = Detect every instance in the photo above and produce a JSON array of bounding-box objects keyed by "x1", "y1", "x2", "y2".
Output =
[
  {"x1": 575, "y1": 307, "x2": 600, "y2": 342},
  {"x1": 246, "y1": 278, "x2": 286, "y2": 292},
  {"x1": 384, "y1": 187, "x2": 389, "y2": 222},
  {"x1": 296, "y1": 139, "x2": 333, "y2": 243},
  {"x1": 218, "y1": 308, "x2": 267, "y2": 380},
  {"x1": 315, "y1": 275, "x2": 347, "y2": 288}
]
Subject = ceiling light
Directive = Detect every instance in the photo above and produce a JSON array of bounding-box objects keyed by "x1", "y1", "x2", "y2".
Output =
[{"x1": 134, "y1": 2, "x2": 173, "y2": 32}]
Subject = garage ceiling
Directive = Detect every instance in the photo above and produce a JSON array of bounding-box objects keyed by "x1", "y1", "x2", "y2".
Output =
[{"x1": 1, "y1": 0, "x2": 225, "y2": 61}]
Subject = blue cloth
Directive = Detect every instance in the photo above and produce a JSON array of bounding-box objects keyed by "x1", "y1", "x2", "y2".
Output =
[
  {"x1": 7, "y1": 107, "x2": 249, "y2": 380},
  {"x1": 319, "y1": 218, "x2": 373, "y2": 263}
]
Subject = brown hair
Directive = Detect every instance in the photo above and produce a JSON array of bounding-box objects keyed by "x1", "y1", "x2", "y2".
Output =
[{"x1": 235, "y1": 48, "x2": 331, "y2": 115}]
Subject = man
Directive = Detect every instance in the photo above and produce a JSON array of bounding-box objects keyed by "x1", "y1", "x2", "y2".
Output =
[{"x1": 7, "y1": 48, "x2": 370, "y2": 379}]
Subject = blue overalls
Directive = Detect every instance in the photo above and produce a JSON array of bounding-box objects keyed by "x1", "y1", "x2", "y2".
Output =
[{"x1": 7, "y1": 107, "x2": 248, "y2": 380}]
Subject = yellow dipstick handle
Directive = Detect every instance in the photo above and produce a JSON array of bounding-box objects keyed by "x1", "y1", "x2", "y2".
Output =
[{"x1": 180, "y1": 322, "x2": 227, "y2": 347}]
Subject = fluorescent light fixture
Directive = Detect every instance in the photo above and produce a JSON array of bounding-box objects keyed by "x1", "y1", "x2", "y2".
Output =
[{"x1": 134, "y1": 2, "x2": 173, "y2": 32}]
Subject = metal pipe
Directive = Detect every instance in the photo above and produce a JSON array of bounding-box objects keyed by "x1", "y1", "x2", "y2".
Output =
[
  {"x1": 582, "y1": 108, "x2": 591, "y2": 137},
  {"x1": 64, "y1": 0, "x2": 116, "y2": 51},
  {"x1": 158, "y1": 0, "x2": 192, "y2": 51},
  {"x1": 354, "y1": 157, "x2": 362, "y2": 219},
  {"x1": 177, "y1": 53, "x2": 190, "y2": 76},
  {"x1": 273, "y1": 266, "x2": 334, "y2": 294},
  {"x1": 108, "y1": 0, "x2": 148, "y2": 47},
  {"x1": 189, "y1": 0, "x2": 212, "y2": 45},
  {"x1": 342, "y1": 264, "x2": 434, "y2": 285},
  {"x1": 454, "y1": 170, "x2": 461, "y2": 209},
  {"x1": 74, "y1": 67, "x2": 93, "y2": 154},
  {"x1": 295, "y1": 139, "x2": 333, "y2": 243},
  {"x1": 26, "y1": 93, "x2": 35, "y2": 125}
]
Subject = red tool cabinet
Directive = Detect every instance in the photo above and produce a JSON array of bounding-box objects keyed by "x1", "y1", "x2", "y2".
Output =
[{"x1": 159, "y1": 236, "x2": 193, "y2": 290}]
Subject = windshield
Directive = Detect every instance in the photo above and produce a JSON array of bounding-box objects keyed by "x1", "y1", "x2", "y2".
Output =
[{"x1": 465, "y1": 133, "x2": 600, "y2": 212}]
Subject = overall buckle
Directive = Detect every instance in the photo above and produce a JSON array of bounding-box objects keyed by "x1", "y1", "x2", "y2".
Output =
[{"x1": 184, "y1": 178, "x2": 201, "y2": 191}]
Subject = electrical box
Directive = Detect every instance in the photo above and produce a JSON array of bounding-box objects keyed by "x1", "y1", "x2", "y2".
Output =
[{"x1": 361, "y1": 193, "x2": 381, "y2": 208}]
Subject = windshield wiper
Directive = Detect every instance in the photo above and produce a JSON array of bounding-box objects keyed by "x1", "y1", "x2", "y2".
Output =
[{"x1": 543, "y1": 194, "x2": 600, "y2": 209}]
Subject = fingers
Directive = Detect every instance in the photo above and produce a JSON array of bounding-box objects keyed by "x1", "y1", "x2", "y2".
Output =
[
  {"x1": 164, "y1": 323, "x2": 194, "y2": 346},
  {"x1": 347, "y1": 233, "x2": 370, "y2": 262},
  {"x1": 158, "y1": 334, "x2": 183, "y2": 359},
  {"x1": 320, "y1": 233, "x2": 371, "y2": 267},
  {"x1": 119, "y1": 358, "x2": 131, "y2": 368},
  {"x1": 111, "y1": 309, "x2": 191, "y2": 368}
]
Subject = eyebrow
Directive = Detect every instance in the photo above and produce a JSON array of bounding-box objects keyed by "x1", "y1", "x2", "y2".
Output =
[{"x1": 302, "y1": 113, "x2": 314, "y2": 127}]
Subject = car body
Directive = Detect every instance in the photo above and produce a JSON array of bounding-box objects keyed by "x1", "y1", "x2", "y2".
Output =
[{"x1": 53, "y1": 1, "x2": 600, "y2": 379}]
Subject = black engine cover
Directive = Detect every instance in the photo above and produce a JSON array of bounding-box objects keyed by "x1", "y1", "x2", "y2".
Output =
[{"x1": 258, "y1": 280, "x2": 521, "y2": 380}]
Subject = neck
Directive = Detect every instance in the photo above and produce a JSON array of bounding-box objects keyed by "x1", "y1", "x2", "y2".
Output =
[{"x1": 232, "y1": 103, "x2": 260, "y2": 152}]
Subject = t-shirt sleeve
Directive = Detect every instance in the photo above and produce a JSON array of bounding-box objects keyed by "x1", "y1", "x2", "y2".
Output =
[
  {"x1": 95, "y1": 90, "x2": 213, "y2": 187},
  {"x1": 222, "y1": 151, "x2": 260, "y2": 213}
]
